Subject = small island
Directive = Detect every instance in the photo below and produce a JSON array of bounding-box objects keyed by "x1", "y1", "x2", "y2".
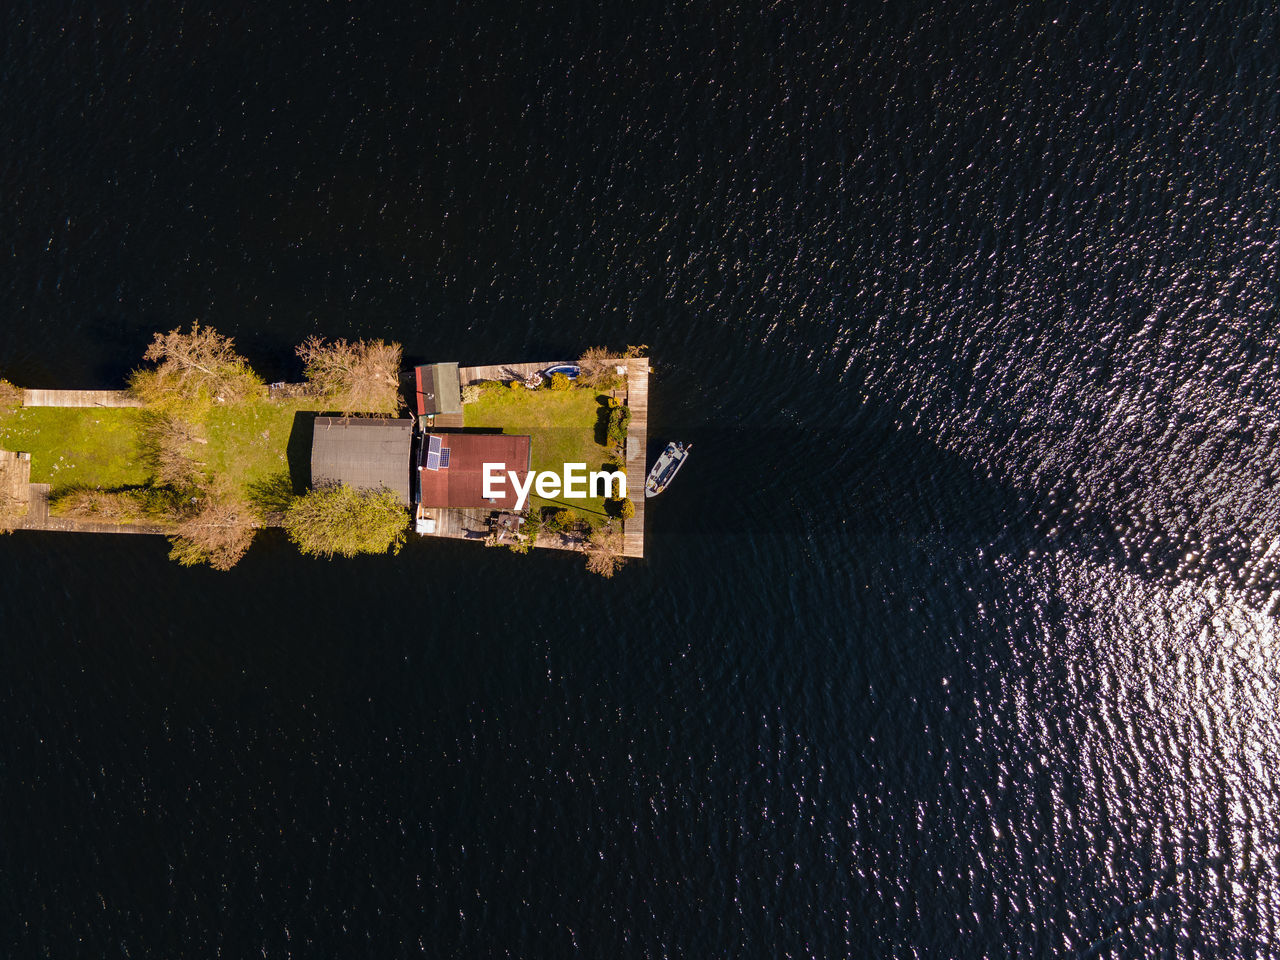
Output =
[{"x1": 0, "y1": 328, "x2": 648, "y2": 578}]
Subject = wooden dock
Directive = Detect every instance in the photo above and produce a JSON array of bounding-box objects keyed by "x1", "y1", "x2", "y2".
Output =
[
  {"x1": 1, "y1": 451, "x2": 31, "y2": 529},
  {"x1": 622, "y1": 357, "x2": 648, "y2": 558},
  {"x1": 424, "y1": 412, "x2": 465, "y2": 429},
  {"x1": 22, "y1": 388, "x2": 141, "y2": 408},
  {"x1": 457, "y1": 361, "x2": 562, "y2": 385},
  {"x1": 417, "y1": 506, "x2": 592, "y2": 553}
]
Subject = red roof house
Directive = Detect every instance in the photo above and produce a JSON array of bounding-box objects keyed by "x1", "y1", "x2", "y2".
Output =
[{"x1": 416, "y1": 433, "x2": 531, "y2": 510}]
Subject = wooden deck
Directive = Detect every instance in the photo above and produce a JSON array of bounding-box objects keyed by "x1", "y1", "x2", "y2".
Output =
[
  {"x1": 622, "y1": 357, "x2": 648, "y2": 558},
  {"x1": 416, "y1": 506, "x2": 590, "y2": 553},
  {"x1": 458, "y1": 361, "x2": 562, "y2": 385},
  {"x1": 22, "y1": 388, "x2": 141, "y2": 408},
  {"x1": 425, "y1": 412, "x2": 465, "y2": 429},
  {"x1": 1, "y1": 451, "x2": 31, "y2": 528}
]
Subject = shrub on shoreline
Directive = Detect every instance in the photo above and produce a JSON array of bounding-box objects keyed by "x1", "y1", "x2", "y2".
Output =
[
  {"x1": 168, "y1": 482, "x2": 257, "y2": 571},
  {"x1": 284, "y1": 483, "x2": 408, "y2": 559},
  {"x1": 584, "y1": 523, "x2": 624, "y2": 578}
]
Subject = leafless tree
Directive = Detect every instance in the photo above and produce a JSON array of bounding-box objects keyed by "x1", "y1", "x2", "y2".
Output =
[
  {"x1": 296, "y1": 336, "x2": 403, "y2": 415},
  {"x1": 584, "y1": 523, "x2": 625, "y2": 578},
  {"x1": 577, "y1": 346, "x2": 622, "y2": 388},
  {"x1": 140, "y1": 414, "x2": 204, "y2": 487},
  {"x1": 53, "y1": 488, "x2": 142, "y2": 522},
  {"x1": 578, "y1": 345, "x2": 646, "y2": 390},
  {"x1": 130, "y1": 323, "x2": 263, "y2": 408},
  {"x1": 168, "y1": 483, "x2": 257, "y2": 571},
  {"x1": 0, "y1": 379, "x2": 21, "y2": 411}
]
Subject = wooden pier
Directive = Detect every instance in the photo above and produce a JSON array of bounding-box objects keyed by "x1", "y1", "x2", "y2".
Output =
[
  {"x1": 621, "y1": 358, "x2": 648, "y2": 558},
  {"x1": 417, "y1": 506, "x2": 591, "y2": 553},
  {"x1": 457, "y1": 360, "x2": 562, "y2": 385},
  {"x1": 22, "y1": 388, "x2": 141, "y2": 408}
]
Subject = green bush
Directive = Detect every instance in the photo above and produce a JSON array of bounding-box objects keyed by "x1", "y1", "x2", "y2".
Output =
[
  {"x1": 284, "y1": 483, "x2": 408, "y2": 559},
  {"x1": 520, "y1": 509, "x2": 541, "y2": 548},
  {"x1": 507, "y1": 380, "x2": 523, "y2": 392},
  {"x1": 605, "y1": 496, "x2": 636, "y2": 519},
  {"x1": 606, "y1": 405, "x2": 631, "y2": 445},
  {"x1": 542, "y1": 507, "x2": 571, "y2": 534},
  {"x1": 548, "y1": 372, "x2": 572, "y2": 391}
]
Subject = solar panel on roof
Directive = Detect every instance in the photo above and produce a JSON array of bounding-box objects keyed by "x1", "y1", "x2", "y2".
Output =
[
  {"x1": 440, "y1": 448, "x2": 450, "y2": 468},
  {"x1": 425, "y1": 435, "x2": 442, "y2": 471}
]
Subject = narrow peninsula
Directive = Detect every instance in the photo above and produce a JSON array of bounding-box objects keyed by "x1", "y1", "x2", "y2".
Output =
[{"x1": 0, "y1": 329, "x2": 649, "y2": 578}]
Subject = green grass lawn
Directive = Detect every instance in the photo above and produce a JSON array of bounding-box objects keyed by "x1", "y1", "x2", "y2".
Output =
[
  {"x1": 0, "y1": 386, "x2": 613, "y2": 523},
  {"x1": 0, "y1": 406, "x2": 151, "y2": 491},
  {"x1": 0, "y1": 398, "x2": 331, "y2": 508},
  {"x1": 202, "y1": 398, "x2": 329, "y2": 494},
  {"x1": 463, "y1": 385, "x2": 619, "y2": 518}
]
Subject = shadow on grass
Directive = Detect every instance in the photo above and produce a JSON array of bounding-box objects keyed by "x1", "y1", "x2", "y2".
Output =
[
  {"x1": 535, "y1": 495, "x2": 609, "y2": 519},
  {"x1": 247, "y1": 471, "x2": 296, "y2": 523},
  {"x1": 594, "y1": 395, "x2": 614, "y2": 446},
  {"x1": 286, "y1": 412, "x2": 318, "y2": 494}
]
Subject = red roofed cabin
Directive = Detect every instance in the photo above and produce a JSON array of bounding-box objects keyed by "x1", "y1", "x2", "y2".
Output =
[{"x1": 416, "y1": 433, "x2": 531, "y2": 510}]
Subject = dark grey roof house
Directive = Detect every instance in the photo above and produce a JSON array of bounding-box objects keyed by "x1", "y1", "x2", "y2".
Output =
[{"x1": 310, "y1": 416, "x2": 414, "y2": 507}]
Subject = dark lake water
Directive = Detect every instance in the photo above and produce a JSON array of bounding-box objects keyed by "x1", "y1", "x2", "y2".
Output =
[{"x1": 5, "y1": 2, "x2": 1280, "y2": 956}]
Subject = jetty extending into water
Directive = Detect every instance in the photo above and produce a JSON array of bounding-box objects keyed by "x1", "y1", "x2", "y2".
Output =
[
  {"x1": 621, "y1": 357, "x2": 647, "y2": 559},
  {"x1": 22, "y1": 388, "x2": 141, "y2": 409}
]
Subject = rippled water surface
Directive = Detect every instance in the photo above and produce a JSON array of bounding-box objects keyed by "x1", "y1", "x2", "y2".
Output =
[{"x1": 3, "y1": 2, "x2": 1280, "y2": 956}]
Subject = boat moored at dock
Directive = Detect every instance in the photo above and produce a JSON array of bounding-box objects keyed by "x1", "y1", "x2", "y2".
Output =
[{"x1": 644, "y1": 441, "x2": 691, "y2": 498}]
